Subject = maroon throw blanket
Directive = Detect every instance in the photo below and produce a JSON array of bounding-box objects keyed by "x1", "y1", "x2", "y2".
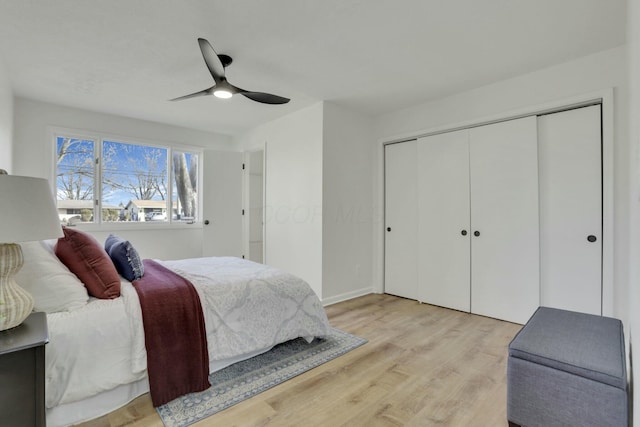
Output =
[{"x1": 133, "y1": 259, "x2": 210, "y2": 406}]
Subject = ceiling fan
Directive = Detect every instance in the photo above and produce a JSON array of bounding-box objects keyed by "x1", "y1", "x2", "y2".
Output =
[{"x1": 170, "y1": 38, "x2": 290, "y2": 105}]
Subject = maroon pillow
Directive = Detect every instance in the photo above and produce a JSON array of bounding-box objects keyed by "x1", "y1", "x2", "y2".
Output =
[{"x1": 55, "y1": 227, "x2": 121, "y2": 299}]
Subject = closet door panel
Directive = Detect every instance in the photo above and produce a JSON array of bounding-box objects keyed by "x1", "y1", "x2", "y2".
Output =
[
  {"x1": 469, "y1": 116, "x2": 540, "y2": 324},
  {"x1": 417, "y1": 130, "x2": 471, "y2": 312},
  {"x1": 384, "y1": 141, "x2": 418, "y2": 299},
  {"x1": 538, "y1": 105, "x2": 602, "y2": 315}
]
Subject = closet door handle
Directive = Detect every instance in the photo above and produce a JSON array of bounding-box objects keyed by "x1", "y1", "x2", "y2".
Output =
[
  {"x1": 474, "y1": 231, "x2": 480, "y2": 237},
  {"x1": 387, "y1": 227, "x2": 391, "y2": 232},
  {"x1": 587, "y1": 235, "x2": 597, "y2": 242},
  {"x1": 461, "y1": 230, "x2": 467, "y2": 236}
]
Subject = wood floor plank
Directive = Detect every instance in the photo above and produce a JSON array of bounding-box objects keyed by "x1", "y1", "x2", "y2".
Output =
[{"x1": 74, "y1": 293, "x2": 521, "y2": 427}]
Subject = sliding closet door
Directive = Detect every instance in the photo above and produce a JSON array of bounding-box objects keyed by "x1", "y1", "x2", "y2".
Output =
[
  {"x1": 384, "y1": 141, "x2": 418, "y2": 299},
  {"x1": 538, "y1": 105, "x2": 602, "y2": 315},
  {"x1": 469, "y1": 116, "x2": 539, "y2": 325},
  {"x1": 417, "y1": 130, "x2": 471, "y2": 312}
]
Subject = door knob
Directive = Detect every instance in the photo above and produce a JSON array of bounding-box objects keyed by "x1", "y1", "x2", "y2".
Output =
[
  {"x1": 204, "y1": 219, "x2": 210, "y2": 225},
  {"x1": 461, "y1": 230, "x2": 467, "y2": 236},
  {"x1": 587, "y1": 235, "x2": 597, "y2": 242},
  {"x1": 387, "y1": 227, "x2": 391, "y2": 232},
  {"x1": 474, "y1": 231, "x2": 480, "y2": 237}
]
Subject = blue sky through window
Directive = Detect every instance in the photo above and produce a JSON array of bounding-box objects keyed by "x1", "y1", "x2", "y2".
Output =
[
  {"x1": 56, "y1": 135, "x2": 199, "y2": 223},
  {"x1": 102, "y1": 140, "x2": 168, "y2": 207}
]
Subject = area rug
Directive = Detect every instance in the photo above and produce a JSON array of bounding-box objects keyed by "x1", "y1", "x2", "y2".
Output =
[{"x1": 156, "y1": 328, "x2": 367, "y2": 427}]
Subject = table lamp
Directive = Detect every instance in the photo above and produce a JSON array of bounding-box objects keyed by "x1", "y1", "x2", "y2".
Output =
[{"x1": 0, "y1": 170, "x2": 63, "y2": 330}]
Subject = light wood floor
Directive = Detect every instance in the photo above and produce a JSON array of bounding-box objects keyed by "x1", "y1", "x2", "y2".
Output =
[{"x1": 76, "y1": 293, "x2": 522, "y2": 427}]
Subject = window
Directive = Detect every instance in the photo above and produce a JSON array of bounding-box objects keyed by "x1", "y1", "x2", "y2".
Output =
[
  {"x1": 56, "y1": 137, "x2": 96, "y2": 223},
  {"x1": 54, "y1": 131, "x2": 201, "y2": 226},
  {"x1": 101, "y1": 140, "x2": 168, "y2": 223},
  {"x1": 172, "y1": 151, "x2": 199, "y2": 221}
]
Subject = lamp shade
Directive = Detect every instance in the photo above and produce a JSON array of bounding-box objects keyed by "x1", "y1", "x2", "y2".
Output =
[{"x1": 0, "y1": 174, "x2": 63, "y2": 243}]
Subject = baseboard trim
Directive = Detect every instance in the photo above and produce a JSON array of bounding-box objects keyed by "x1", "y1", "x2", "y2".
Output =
[{"x1": 322, "y1": 287, "x2": 374, "y2": 306}]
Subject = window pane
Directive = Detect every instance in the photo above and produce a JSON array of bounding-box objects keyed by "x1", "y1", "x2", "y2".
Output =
[
  {"x1": 172, "y1": 151, "x2": 198, "y2": 222},
  {"x1": 55, "y1": 137, "x2": 95, "y2": 224},
  {"x1": 102, "y1": 140, "x2": 168, "y2": 222}
]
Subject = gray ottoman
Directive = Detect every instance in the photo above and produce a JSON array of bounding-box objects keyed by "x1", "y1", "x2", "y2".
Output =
[{"x1": 507, "y1": 307, "x2": 627, "y2": 427}]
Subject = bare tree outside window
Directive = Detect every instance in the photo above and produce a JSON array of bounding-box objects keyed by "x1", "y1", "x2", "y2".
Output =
[
  {"x1": 102, "y1": 141, "x2": 167, "y2": 198},
  {"x1": 55, "y1": 133, "x2": 200, "y2": 225},
  {"x1": 173, "y1": 151, "x2": 198, "y2": 221},
  {"x1": 56, "y1": 137, "x2": 95, "y2": 223},
  {"x1": 56, "y1": 137, "x2": 94, "y2": 201}
]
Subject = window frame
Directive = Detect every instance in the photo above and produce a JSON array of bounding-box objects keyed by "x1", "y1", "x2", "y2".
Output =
[{"x1": 51, "y1": 126, "x2": 203, "y2": 231}]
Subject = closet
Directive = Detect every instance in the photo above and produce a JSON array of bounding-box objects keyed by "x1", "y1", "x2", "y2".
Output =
[
  {"x1": 384, "y1": 104, "x2": 603, "y2": 324},
  {"x1": 538, "y1": 105, "x2": 602, "y2": 315},
  {"x1": 417, "y1": 116, "x2": 539, "y2": 325},
  {"x1": 384, "y1": 140, "x2": 418, "y2": 300},
  {"x1": 416, "y1": 129, "x2": 470, "y2": 312}
]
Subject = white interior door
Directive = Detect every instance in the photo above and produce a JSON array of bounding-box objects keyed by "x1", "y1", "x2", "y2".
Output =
[
  {"x1": 417, "y1": 130, "x2": 471, "y2": 312},
  {"x1": 469, "y1": 116, "x2": 540, "y2": 324},
  {"x1": 538, "y1": 105, "x2": 602, "y2": 315},
  {"x1": 384, "y1": 141, "x2": 418, "y2": 299},
  {"x1": 247, "y1": 150, "x2": 264, "y2": 263},
  {"x1": 202, "y1": 150, "x2": 243, "y2": 257}
]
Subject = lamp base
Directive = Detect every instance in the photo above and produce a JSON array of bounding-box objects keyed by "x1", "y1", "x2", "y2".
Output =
[{"x1": 0, "y1": 243, "x2": 34, "y2": 330}]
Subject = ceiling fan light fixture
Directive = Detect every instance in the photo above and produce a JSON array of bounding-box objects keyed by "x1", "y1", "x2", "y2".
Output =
[{"x1": 213, "y1": 88, "x2": 233, "y2": 99}]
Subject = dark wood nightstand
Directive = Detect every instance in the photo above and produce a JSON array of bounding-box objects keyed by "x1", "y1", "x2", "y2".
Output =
[{"x1": 0, "y1": 311, "x2": 48, "y2": 426}]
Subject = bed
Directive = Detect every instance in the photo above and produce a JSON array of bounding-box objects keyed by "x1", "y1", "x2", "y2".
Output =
[{"x1": 15, "y1": 230, "x2": 331, "y2": 427}]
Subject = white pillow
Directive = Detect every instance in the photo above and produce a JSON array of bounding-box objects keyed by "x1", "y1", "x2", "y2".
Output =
[{"x1": 15, "y1": 240, "x2": 89, "y2": 313}]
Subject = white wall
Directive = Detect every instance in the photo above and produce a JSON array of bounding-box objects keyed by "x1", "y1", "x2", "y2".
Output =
[
  {"x1": 236, "y1": 103, "x2": 324, "y2": 298},
  {"x1": 0, "y1": 56, "x2": 12, "y2": 172},
  {"x1": 13, "y1": 97, "x2": 234, "y2": 179},
  {"x1": 626, "y1": 0, "x2": 640, "y2": 423},
  {"x1": 322, "y1": 102, "x2": 374, "y2": 304},
  {"x1": 12, "y1": 97, "x2": 235, "y2": 260},
  {"x1": 87, "y1": 228, "x2": 204, "y2": 261},
  {"x1": 236, "y1": 102, "x2": 376, "y2": 303},
  {"x1": 374, "y1": 46, "x2": 630, "y2": 322},
  {"x1": 377, "y1": 47, "x2": 627, "y2": 143}
]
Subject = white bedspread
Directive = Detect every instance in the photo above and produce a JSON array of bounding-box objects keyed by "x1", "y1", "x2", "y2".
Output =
[
  {"x1": 161, "y1": 257, "x2": 331, "y2": 360},
  {"x1": 45, "y1": 256, "x2": 330, "y2": 410},
  {"x1": 45, "y1": 289, "x2": 146, "y2": 408}
]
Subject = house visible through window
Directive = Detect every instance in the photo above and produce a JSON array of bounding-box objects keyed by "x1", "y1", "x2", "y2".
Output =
[
  {"x1": 54, "y1": 132, "x2": 200, "y2": 226},
  {"x1": 56, "y1": 137, "x2": 95, "y2": 223}
]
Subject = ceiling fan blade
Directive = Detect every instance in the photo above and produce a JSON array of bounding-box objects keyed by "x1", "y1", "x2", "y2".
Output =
[
  {"x1": 236, "y1": 89, "x2": 290, "y2": 105},
  {"x1": 197, "y1": 38, "x2": 225, "y2": 84},
  {"x1": 169, "y1": 87, "x2": 213, "y2": 101},
  {"x1": 175, "y1": 39, "x2": 290, "y2": 105}
]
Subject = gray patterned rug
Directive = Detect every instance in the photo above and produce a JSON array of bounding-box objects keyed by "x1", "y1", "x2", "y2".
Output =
[{"x1": 156, "y1": 328, "x2": 367, "y2": 427}]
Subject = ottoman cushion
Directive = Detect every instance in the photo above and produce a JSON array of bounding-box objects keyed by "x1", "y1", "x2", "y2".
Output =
[{"x1": 509, "y1": 306, "x2": 626, "y2": 390}]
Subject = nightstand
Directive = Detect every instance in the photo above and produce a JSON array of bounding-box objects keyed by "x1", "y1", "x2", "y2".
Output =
[{"x1": 0, "y1": 312, "x2": 48, "y2": 426}]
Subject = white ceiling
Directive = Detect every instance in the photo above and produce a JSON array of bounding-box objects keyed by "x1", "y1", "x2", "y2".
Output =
[{"x1": 0, "y1": 1, "x2": 627, "y2": 136}]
